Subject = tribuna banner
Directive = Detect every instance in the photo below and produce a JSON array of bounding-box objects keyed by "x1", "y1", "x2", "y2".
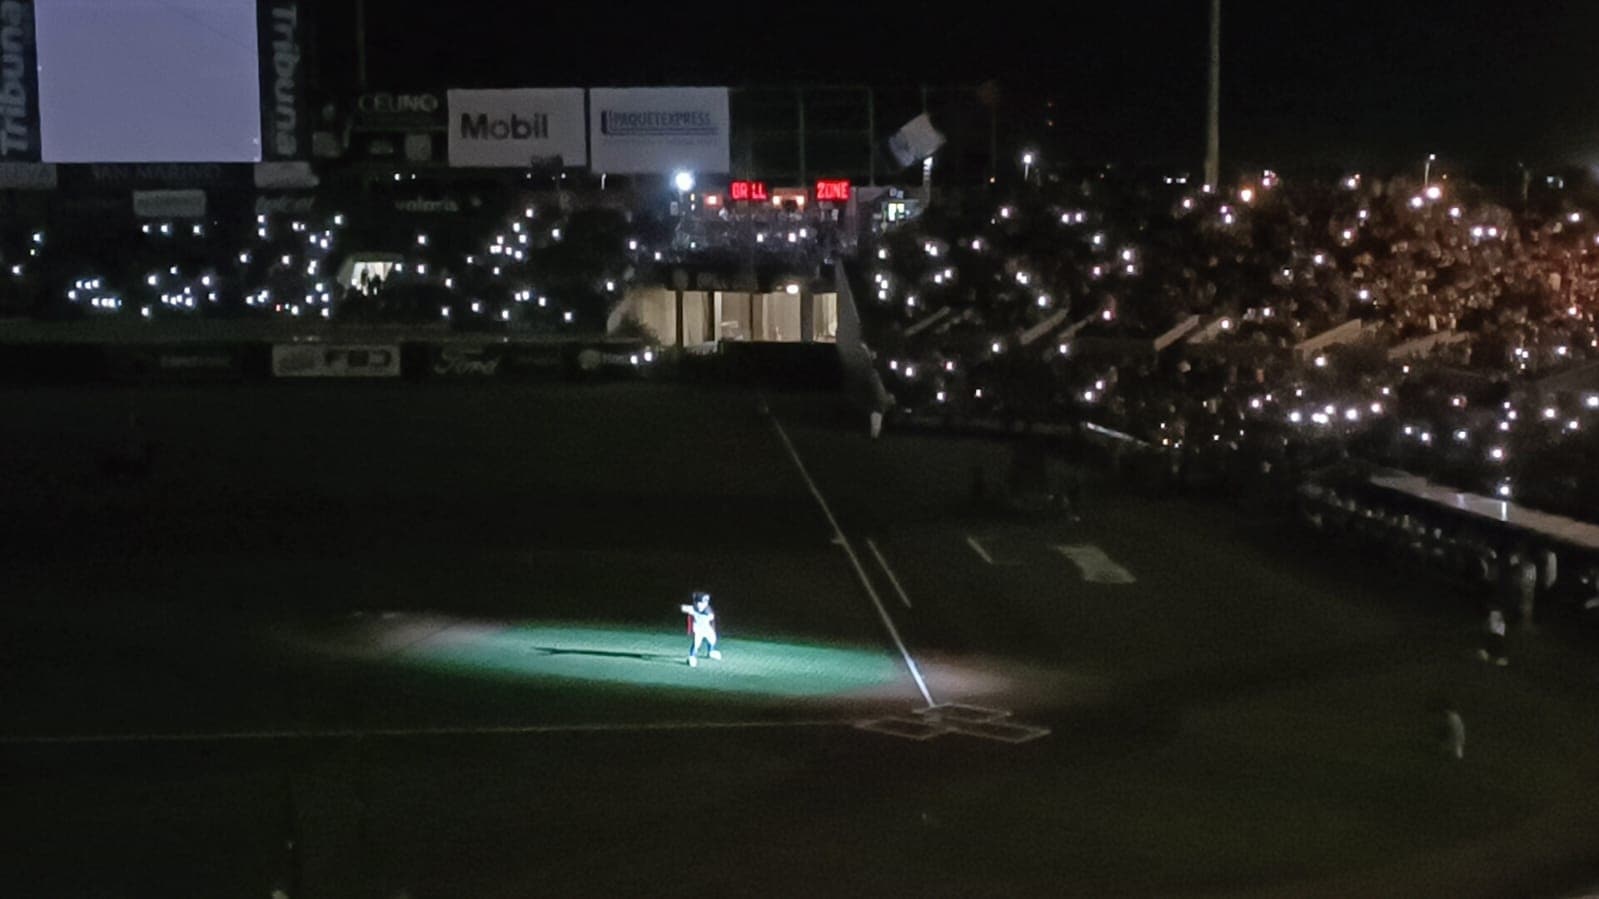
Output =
[{"x1": 0, "y1": 0, "x2": 41, "y2": 162}]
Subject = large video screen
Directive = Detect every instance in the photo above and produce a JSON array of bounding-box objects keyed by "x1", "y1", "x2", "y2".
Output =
[{"x1": 34, "y1": 0, "x2": 262, "y2": 163}]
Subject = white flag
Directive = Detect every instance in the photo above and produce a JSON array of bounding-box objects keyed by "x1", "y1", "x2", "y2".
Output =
[{"x1": 887, "y1": 113, "x2": 945, "y2": 169}]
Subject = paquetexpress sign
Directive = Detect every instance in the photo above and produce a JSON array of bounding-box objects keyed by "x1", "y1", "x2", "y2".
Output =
[
  {"x1": 271, "y1": 344, "x2": 401, "y2": 378},
  {"x1": 446, "y1": 88, "x2": 586, "y2": 168},
  {"x1": 0, "y1": 0, "x2": 40, "y2": 162},
  {"x1": 256, "y1": 0, "x2": 304, "y2": 160},
  {"x1": 588, "y1": 87, "x2": 729, "y2": 175}
]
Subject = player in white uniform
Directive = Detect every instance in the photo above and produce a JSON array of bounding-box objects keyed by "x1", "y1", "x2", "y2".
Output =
[{"x1": 680, "y1": 591, "x2": 721, "y2": 667}]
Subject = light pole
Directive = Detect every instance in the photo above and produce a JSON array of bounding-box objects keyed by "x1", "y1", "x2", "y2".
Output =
[
  {"x1": 1424, "y1": 153, "x2": 1437, "y2": 186},
  {"x1": 1022, "y1": 151, "x2": 1036, "y2": 184},
  {"x1": 1203, "y1": 0, "x2": 1221, "y2": 189}
]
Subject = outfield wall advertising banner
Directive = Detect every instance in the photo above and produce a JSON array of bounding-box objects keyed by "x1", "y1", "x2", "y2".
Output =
[
  {"x1": 589, "y1": 87, "x2": 729, "y2": 175},
  {"x1": 272, "y1": 344, "x2": 400, "y2": 378},
  {"x1": 447, "y1": 88, "x2": 586, "y2": 168},
  {"x1": 0, "y1": 0, "x2": 41, "y2": 162},
  {"x1": 133, "y1": 188, "x2": 206, "y2": 218}
]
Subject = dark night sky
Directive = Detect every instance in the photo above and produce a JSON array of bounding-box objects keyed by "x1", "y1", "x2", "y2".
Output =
[{"x1": 315, "y1": 1, "x2": 1599, "y2": 173}]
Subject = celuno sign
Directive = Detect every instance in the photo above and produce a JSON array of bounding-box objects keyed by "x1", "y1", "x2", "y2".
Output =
[
  {"x1": 446, "y1": 88, "x2": 586, "y2": 168},
  {"x1": 588, "y1": 87, "x2": 729, "y2": 175},
  {"x1": 353, "y1": 91, "x2": 444, "y2": 131}
]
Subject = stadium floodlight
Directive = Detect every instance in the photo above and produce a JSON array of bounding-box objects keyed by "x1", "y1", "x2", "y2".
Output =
[{"x1": 673, "y1": 170, "x2": 695, "y2": 193}]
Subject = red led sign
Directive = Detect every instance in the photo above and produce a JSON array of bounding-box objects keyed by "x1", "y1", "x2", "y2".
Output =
[
  {"x1": 729, "y1": 180, "x2": 770, "y2": 202},
  {"x1": 815, "y1": 179, "x2": 852, "y2": 202}
]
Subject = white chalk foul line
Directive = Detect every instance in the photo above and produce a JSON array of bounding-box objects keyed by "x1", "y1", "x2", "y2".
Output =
[
  {"x1": 866, "y1": 538, "x2": 914, "y2": 609},
  {"x1": 966, "y1": 535, "x2": 997, "y2": 564},
  {"x1": 0, "y1": 718, "x2": 856, "y2": 746},
  {"x1": 966, "y1": 535, "x2": 1020, "y2": 566},
  {"x1": 765, "y1": 409, "x2": 936, "y2": 707}
]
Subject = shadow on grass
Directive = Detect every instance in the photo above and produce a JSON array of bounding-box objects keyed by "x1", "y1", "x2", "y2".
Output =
[{"x1": 526, "y1": 646, "x2": 685, "y2": 666}]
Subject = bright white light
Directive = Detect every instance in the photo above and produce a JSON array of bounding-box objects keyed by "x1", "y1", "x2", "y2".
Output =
[
  {"x1": 1314, "y1": 355, "x2": 1327, "y2": 368},
  {"x1": 563, "y1": 310, "x2": 574, "y2": 323},
  {"x1": 1369, "y1": 402, "x2": 1383, "y2": 415},
  {"x1": 673, "y1": 171, "x2": 695, "y2": 193},
  {"x1": 991, "y1": 341, "x2": 1003, "y2": 354},
  {"x1": 1586, "y1": 394, "x2": 1599, "y2": 409},
  {"x1": 1498, "y1": 483, "x2": 1513, "y2": 498},
  {"x1": 1490, "y1": 447, "x2": 1505, "y2": 461},
  {"x1": 552, "y1": 228, "x2": 562, "y2": 240},
  {"x1": 785, "y1": 283, "x2": 800, "y2": 295},
  {"x1": 1312, "y1": 412, "x2": 1330, "y2": 425},
  {"x1": 1410, "y1": 196, "x2": 1425, "y2": 209},
  {"x1": 1544, "y1": 407, "x2": 1558, "y2": 419},
  {"x1": 1449, "y1": 206, "x2": 1462, "y2": 219},
  {"x1": 1425, "y1": 185, "x2": 1442, "y2": 201},
  {"x1": 1239, "y1": 187, "x2": 1255, "y2": 204},
  {"x1": 1289, "y1": 411, "x2": 1303, "y2": 424},
  {"x1": 1341, "y1": 229, "x2": 1355, "y2": 241},
  {"x1": 1455, "y1": 429, "x2": 1469, "y2": 442}
]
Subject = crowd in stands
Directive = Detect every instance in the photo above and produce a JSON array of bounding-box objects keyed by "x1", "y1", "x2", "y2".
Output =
[
  {"x1": 0, "y1": 191, "x2": 679, "y2": 333},
  {"x1": 860, "y1": 166, "x2": 1599, "y2": 530}
]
